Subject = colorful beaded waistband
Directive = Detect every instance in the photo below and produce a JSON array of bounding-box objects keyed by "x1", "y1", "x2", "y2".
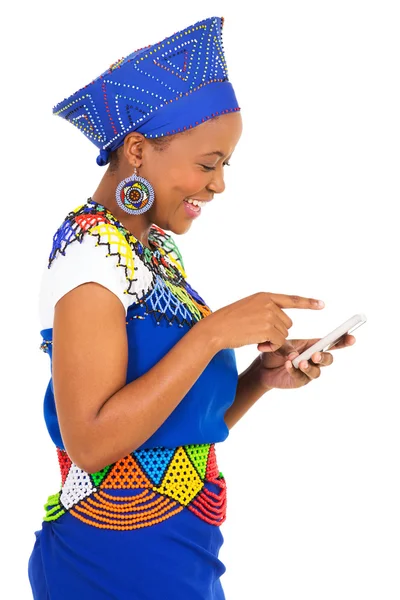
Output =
[{"x1": 44, "y1": 443, "x2": 226, "y2": 530}]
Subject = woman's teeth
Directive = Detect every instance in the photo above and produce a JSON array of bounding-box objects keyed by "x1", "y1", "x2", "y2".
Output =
[{"x1": 185, "y1": 198, "x2": 207, "y2": 208}]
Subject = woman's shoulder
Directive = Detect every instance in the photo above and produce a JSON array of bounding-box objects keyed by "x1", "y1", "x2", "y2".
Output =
[
  {"x1": 48, "y1": 200, "x2": 137, "y2": 271},
  {"x1": 39, "y1": 199, "x2": 208, "y2": 331},
  {"x1": 39, "y1": 200, "x2": 151, "y2": 331},
  {"x1": 41, "y1": 199, "x2": 187, "y2": 311}
]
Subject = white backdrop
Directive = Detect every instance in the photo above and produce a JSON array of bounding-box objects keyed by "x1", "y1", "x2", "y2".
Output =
[{"x1": 2, "y1": 1, "x2": 399, "y2": 598}]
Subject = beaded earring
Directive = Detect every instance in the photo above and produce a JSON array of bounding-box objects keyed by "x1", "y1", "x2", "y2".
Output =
[{"x1": 115, "y1": 167, "x2": 155, "y2": 215}]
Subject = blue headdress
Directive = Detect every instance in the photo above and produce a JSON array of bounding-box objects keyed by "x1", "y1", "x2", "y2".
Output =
[{"x1": 53, "y1": 16, "x2": 240, "y2": 167}]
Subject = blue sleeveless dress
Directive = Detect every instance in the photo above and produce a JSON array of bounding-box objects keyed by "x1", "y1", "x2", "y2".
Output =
[{"x1": 28, "y1": 199, "x2": 239, "y2": 599}]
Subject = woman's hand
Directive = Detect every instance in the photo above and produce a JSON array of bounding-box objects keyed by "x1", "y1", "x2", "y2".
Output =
[
  {"x1": 204, "y1": 292, "x2": 325, "y2": 351},
  {"x1": 255, "y1": 334, "x2": 356, "y2": 390}
]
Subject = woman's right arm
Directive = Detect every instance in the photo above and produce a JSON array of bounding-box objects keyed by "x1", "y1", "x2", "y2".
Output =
[
  {"x1": 52, "y1": 281, "x2": 221, "y2": 473},
  {"x1": 52, "y1": 282, "x2": 318, "y2": 473}
]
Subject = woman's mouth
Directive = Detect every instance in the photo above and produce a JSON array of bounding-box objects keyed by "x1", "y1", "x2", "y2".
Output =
[{"x1": 183, "y1": 198, "x2": 207, "y2": 218}]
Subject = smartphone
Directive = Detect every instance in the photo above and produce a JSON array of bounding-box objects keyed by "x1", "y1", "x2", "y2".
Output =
[{"x1": 291, "y1": 313, "x2": 367, "y2": 369}]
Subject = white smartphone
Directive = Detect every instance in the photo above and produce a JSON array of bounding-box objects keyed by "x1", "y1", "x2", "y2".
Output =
[{"x1": 291, "y1": 313, "x2": 367, "y2": 369}]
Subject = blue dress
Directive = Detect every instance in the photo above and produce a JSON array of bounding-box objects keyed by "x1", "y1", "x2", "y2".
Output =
[{"x1": 28, "y1": 199, "x2": 239, "y2": 599}]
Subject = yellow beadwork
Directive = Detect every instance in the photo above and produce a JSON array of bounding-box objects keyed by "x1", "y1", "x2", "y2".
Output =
[{"x1": 90, "y1": 223, "x2": 135, "y2": 280}]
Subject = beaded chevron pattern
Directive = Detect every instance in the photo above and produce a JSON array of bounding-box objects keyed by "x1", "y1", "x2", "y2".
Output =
[
  {"x1": 44, "y1": 443, "x2": 227, "y2": 530},
  {"x1": 46, "y1": 198, "x2": 211, "y2": 330}
]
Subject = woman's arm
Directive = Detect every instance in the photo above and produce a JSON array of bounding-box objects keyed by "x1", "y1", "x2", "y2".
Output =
[
  {"x1": 52, "y1": 282, "x2": 221, "y2": 474},
  {"x1": 224, "y1": 355, "x2": 273, "y2": 430}
]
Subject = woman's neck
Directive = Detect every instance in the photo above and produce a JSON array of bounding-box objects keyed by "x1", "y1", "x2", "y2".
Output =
[{"x1": 91, "y1": 170, "x2": 153, "y2": 249}]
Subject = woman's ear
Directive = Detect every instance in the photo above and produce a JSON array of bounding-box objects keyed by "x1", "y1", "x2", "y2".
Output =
[{"x1": 123, "y1": 132, "x2": 146, "y2": 168}]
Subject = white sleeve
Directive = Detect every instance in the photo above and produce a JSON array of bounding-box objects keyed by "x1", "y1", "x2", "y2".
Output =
[{"x1": 38, "y1": 232, "x2": 134, "y2": 330}]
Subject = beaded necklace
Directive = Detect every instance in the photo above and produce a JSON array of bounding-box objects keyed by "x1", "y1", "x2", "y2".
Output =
[{"x1": 47, "y1": 198, "x2": 212, "y2": 329}]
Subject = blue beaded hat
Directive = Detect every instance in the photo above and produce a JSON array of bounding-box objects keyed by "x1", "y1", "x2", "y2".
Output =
[{"x1": 53, "y1": 16, "x2": 240, "y2": 167}]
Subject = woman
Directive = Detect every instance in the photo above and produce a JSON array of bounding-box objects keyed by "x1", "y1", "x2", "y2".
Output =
[{"x1": 28, "y1": 15, "x2": 355, "y2": 600}]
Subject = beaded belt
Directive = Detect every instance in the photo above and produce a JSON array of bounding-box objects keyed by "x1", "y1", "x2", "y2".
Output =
[{"x1": 44, "y1": 443, "x2": 227, "y2": 530}]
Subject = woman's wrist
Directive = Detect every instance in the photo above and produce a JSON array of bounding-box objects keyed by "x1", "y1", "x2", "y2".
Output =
[
  {"x1": 249, "y1": 354, "x2": 274, "y2": 393},
  {"x1": 193, "y1": 314, "x2": 224, "y2": 355},
  {"x1": 240, "y1": 354, "x2": 271, "y2": 393}
]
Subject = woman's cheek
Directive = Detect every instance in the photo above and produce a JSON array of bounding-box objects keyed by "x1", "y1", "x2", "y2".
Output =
[{"x1": 185, "y1": 171, "x2": 209, "y2": 193}]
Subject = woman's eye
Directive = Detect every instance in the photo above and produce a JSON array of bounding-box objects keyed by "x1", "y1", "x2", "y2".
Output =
[{"x1": 200, "y1": 162, "x2": 231, "y2": 171}]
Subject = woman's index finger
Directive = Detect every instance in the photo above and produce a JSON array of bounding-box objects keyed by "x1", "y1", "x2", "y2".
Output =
[{"x1": 269, "y1": 294, "x2": 325, "y2": 310}]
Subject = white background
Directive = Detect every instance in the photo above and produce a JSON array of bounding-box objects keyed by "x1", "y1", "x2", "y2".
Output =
[{"x1": 2, "y1": 0, "x2": 399, "y2": 598}]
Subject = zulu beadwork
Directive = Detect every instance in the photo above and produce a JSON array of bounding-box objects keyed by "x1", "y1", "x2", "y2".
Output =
[
  {"x1": 39, "y1": 198, "x2": 211, "y2": 356},
  {"x1": 115, "y1": 167, "x2": 155, "y2": 215},
  {"x1": 44, "y1": 443, "x2": 227, "y2": 530},
  {"x1": 52, "y1": 16, "x2": 240, "y2": 166}
]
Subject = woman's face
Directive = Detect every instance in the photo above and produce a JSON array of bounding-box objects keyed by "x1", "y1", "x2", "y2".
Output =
[{"x1": 137, "y1": 112, "x2": 243, "y2": 234}]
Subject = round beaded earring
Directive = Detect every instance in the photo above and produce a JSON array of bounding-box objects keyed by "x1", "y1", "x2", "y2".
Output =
[{"x1": 115, "y1": 167, "x2": 155, "y2": 215}]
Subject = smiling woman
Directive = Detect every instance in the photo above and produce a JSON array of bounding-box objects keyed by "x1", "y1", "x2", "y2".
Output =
[
  {"x1": 28, "y1": 12, "x2": 329, "y2": 600},
  {"x1": 28, "y1": 16, "x2": 245, "y2": 600},
  {"x1": 29, "y1": 14, "x2": 332, "y2": 600}
]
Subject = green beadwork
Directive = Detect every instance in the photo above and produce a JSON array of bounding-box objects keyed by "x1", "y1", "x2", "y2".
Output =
[
  {"x1": 158, "y1": 234, "x2": 185, "y2": 271},
  {"x1": 43, "y1": 492, "x2": 66, "y2": 522},
  {"x1": 90, "y1": 464, "x2": 112, "y2": 486},
  {"x1": 185, "y1": 443, "x2": 210, "y2": 479}
]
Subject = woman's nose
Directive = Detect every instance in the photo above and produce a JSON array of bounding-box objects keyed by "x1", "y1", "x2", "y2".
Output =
[{"x1": 208, "y1": 170, "x2": 226, "y2": 195}]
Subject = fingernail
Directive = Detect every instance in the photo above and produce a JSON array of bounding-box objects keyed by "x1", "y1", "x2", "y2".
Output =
[{"x1": 317, "y1": 300, "x2": 325, "y2": 308}]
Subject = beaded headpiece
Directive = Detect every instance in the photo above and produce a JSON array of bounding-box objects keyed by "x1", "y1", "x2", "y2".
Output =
[{"x1": 53, "y1": 16, "x2": 240, "y2": 167}]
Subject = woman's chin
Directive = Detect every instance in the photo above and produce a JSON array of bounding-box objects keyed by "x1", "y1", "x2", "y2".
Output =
[
  {"x1": 168, "y1": 221, "x2": 193, "y2": 235},
  {"x1": 157, "y1": 214, "x2": 194, "y2": 235}
]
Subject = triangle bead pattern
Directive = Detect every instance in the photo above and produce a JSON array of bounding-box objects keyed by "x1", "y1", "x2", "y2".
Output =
[
  {"x1": 44, "y1": 442, "x2": 227, "y2": 530},
  {"x1": 135, "y1": 447, "x2": 175, "y2": 485},
  {"x1": 60, "y1": 465, "x2": 96, "y2": 510}
]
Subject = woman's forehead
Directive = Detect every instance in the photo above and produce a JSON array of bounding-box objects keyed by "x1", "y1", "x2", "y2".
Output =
[{"x1": 180, "y1": 114, "x2": 242, "y2": 154}]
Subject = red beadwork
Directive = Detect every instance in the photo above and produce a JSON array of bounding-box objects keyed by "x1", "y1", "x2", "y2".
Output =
[
  {"x1": 56, "y1": 448, "x2": 72, "y2": 486},
  {"x1": 205, "y1": 444, "x2": 219, "y2": 479},
  {"x1": 101, "y1": 80, "x2": 118, "y2": 136}
]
